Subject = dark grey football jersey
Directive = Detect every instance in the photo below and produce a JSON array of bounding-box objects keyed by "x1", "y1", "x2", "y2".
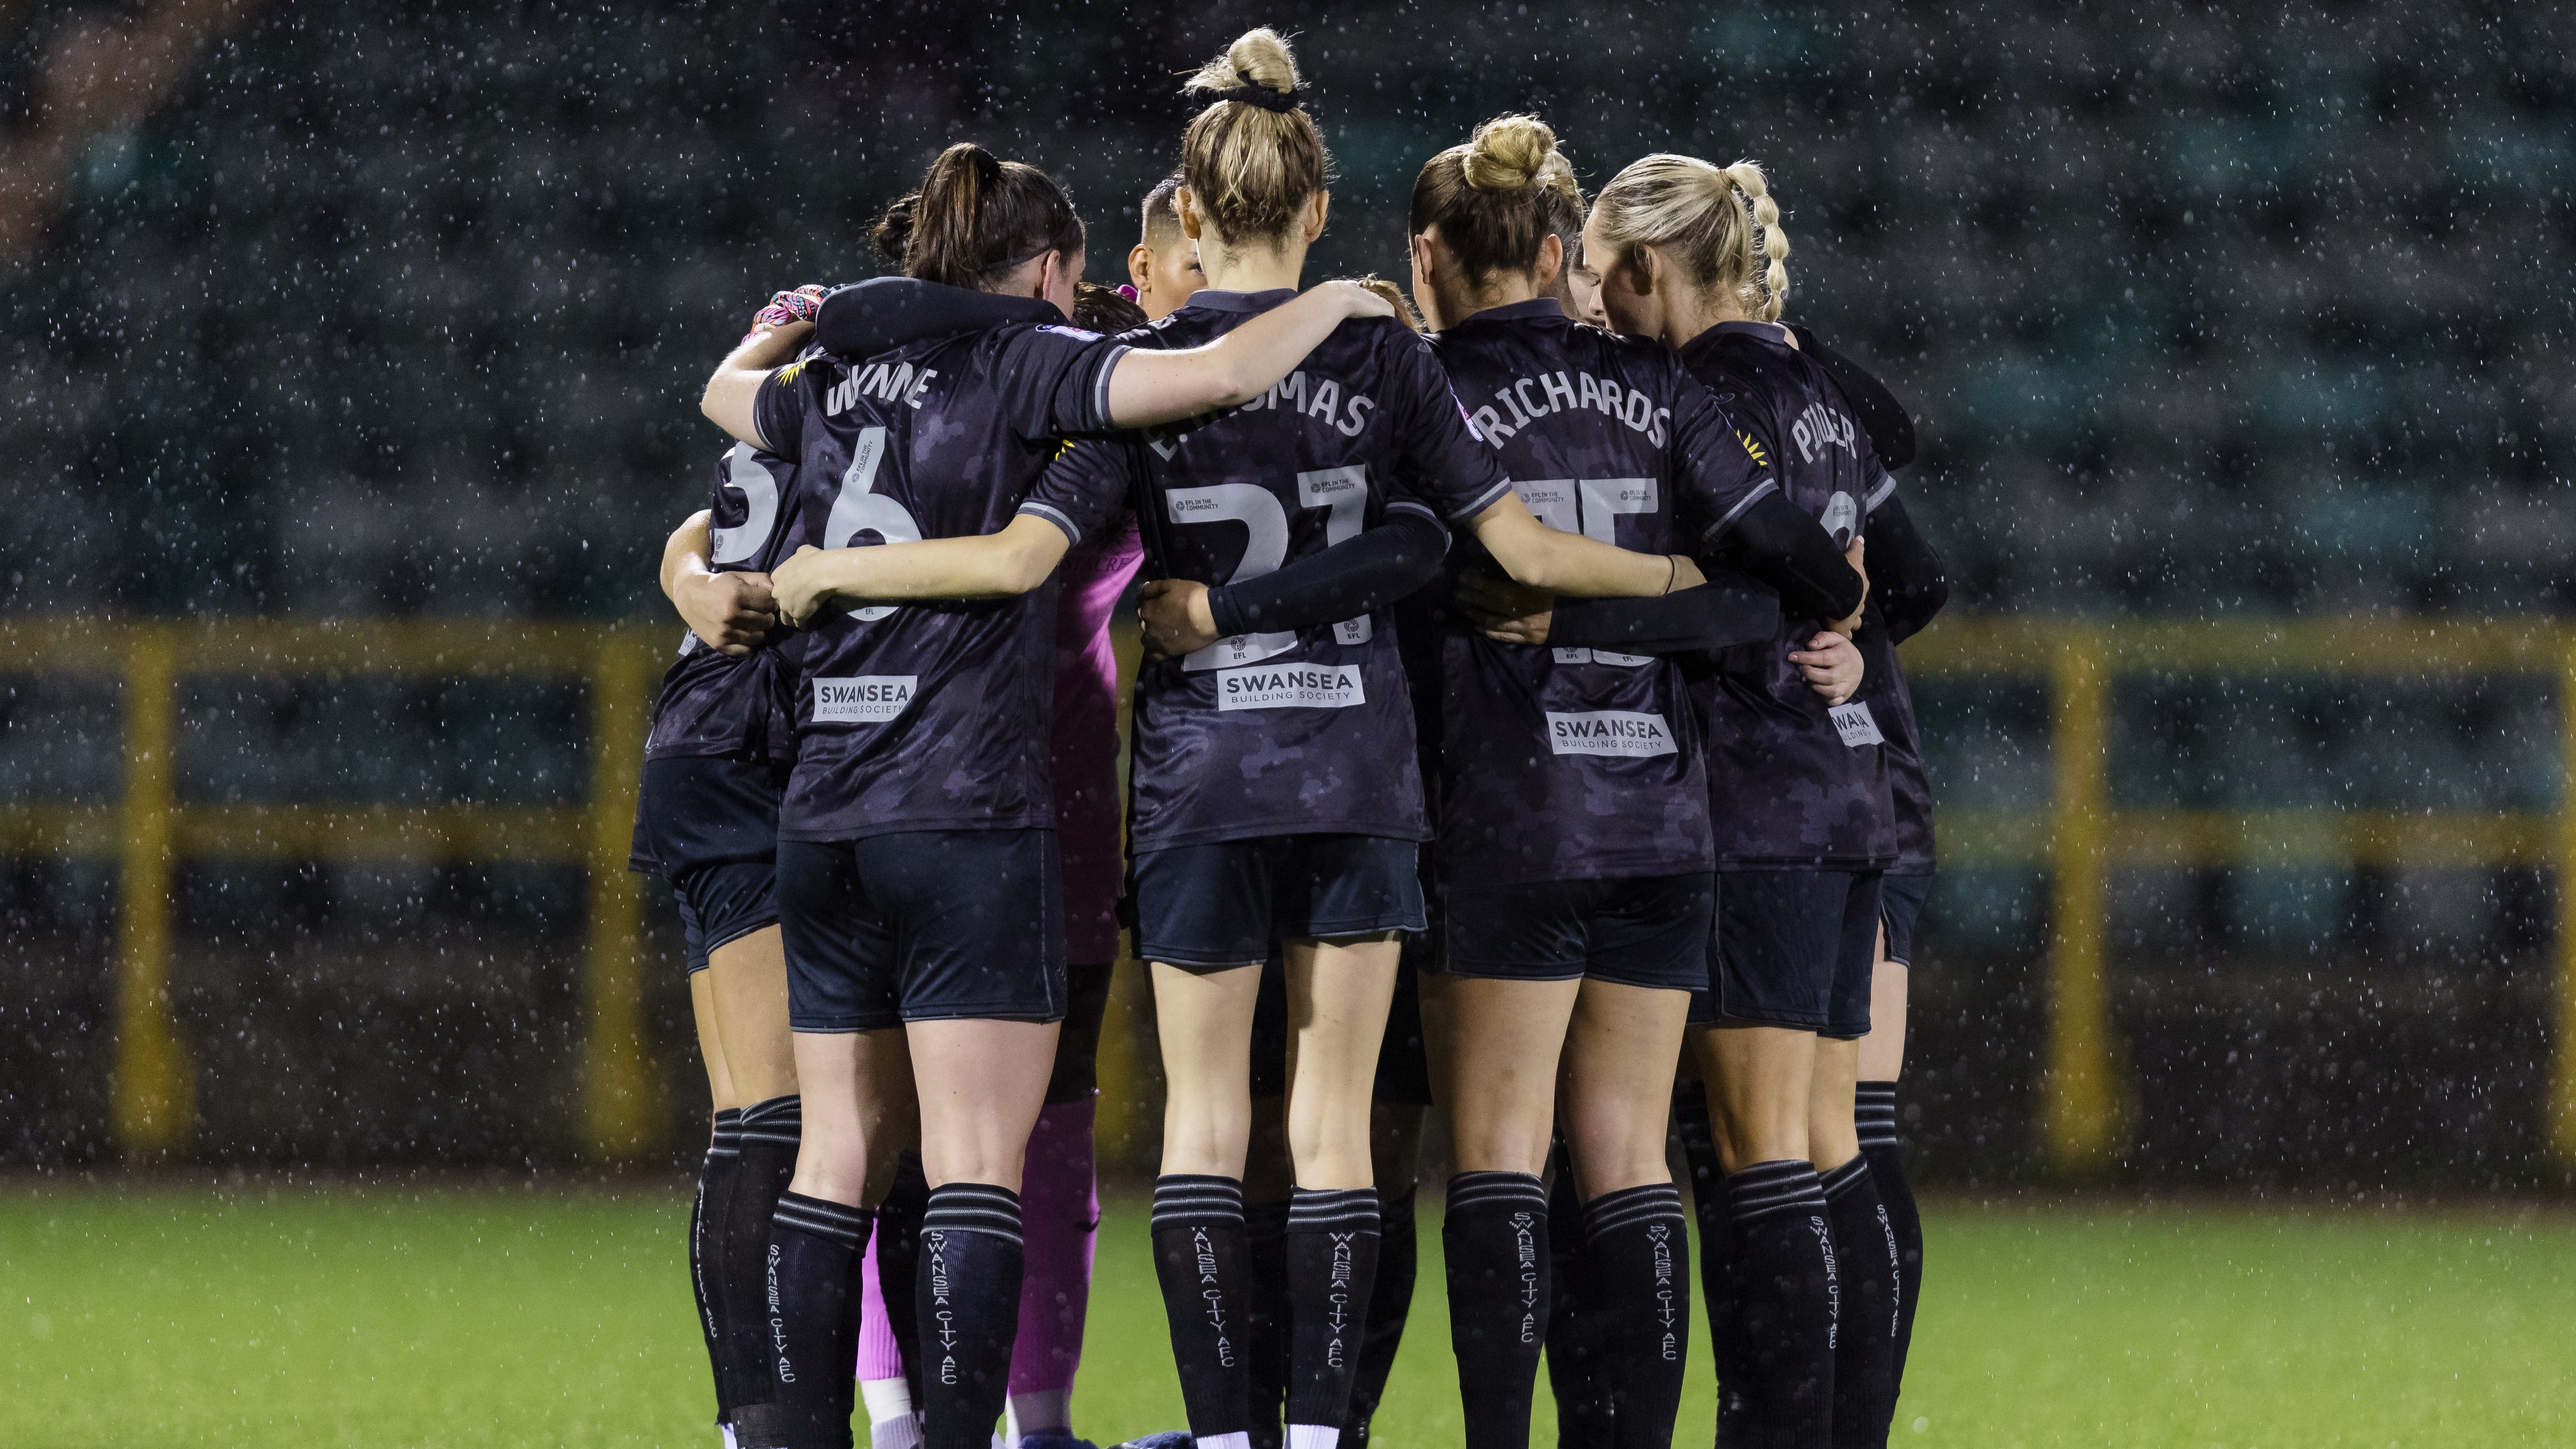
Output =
[
  {"x1": 1682, "y1": 321, "x2": 1897, "y2": 869},
  {"x1": 754, "y1": 304, "x2": 1126, "y2": 841},
  {"x1": 1423, "y1": 300, "x2": 1772, "y2": 886},
  {"x1": 644, "y1": 439, "x2": 804, "y2": 764},
  {"x1": 1019, "y1": 288, "x2": 1511, "y2": 853}
]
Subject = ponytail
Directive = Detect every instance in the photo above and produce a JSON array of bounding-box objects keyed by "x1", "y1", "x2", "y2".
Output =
[
  {"x1": 871, "y1": 142, "x2": 1085, "y2": 292},
  {"x1": 1590, "y1": 153, "x2": 1792, "y2": 322},
  {"x1": 1179, "y1": 28, "x2": 1333, "y2": 248}
]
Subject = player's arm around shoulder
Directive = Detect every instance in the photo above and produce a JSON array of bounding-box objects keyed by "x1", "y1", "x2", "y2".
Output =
[{"x1": 771, "y1": 514, "x2": 1071, "y2": 627}]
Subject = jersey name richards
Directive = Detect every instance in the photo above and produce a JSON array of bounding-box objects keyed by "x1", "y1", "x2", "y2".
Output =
[
  {"x1": 755, "y1": 313, "x2": 1126, "y2": 841},
  {"x1": 1019, "y1": 288, "x2": 1512, "y2": 852},
  {"x1": 1682, "y1": 321, "x2": 1896, "y2": 869},
  {"x1": 645, "y1": 441, "x2": 803, "y2": 764},
  {"x1": 1423, "y1": 300, "x2": 1772, "y2": 886}
]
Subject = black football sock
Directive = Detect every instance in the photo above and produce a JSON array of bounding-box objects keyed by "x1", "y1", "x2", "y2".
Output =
[
  {"x1": 759, "y1": 1191, "x2": 872, "y2": 1449},
  {"x1": 1153, "y1": 1175, "x2": 1256, "y2": 1449},
  {"x1": 1722, "y1": 1161, "x2": 1836, "y2": 1449},
  {"x1": 875, "y1": 1151, "x2": 931, "y2": 1407},
  {"x1": 916, "y1": 1183, "x2": 1024, "y2": 1449},
  {"x1": 1245, "y1": 1197, "x2": 1291, "y2": 1449},
  {"x1": 1284, "y1": 1187, "x2": 1381, "y2": 1449},
  {"x1": 1440, "y1": 1171, "x2": 1549, "y2": 1449},
  {"x1": 696, "y1": 1109, "x2": 741, "y2": 1425},
  {"x1": 1822, "y1": 1157, "x2": 1900, "y2": 1449},
  {"x1": 1855, "y1": 1081, "x2": 1922, "y2": 1393},
  {"x1": 1543, "y1": 1149, "x2": 1613, "y2": 1449},
  {"x1": 1345, "y1": 1179, "x2": 1417, "y2": 1449},
  {"x1": 724, "y1": 1095, "x2": 801, "y2": 1425},
  {"x1": 1583, "y1": 1183, "x2": 1691, "y2": 1449},
  {"x1": 1672, "y1": 1084, "x2": 1742, "y2": 1444}
]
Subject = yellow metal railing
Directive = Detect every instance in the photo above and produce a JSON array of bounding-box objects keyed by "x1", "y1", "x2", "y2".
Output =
[
  {"x1": 4, "y1": 615, "x2": 2574, "y2": 1172},
  {"x1": 0, "y1": 616, "x2": 668, "y2": 1162}
]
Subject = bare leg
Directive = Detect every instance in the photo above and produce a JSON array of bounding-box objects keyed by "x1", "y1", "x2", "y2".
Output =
[
  {"x1": 1807, "y1": 1037, "x2": 1862, "y2": 1174},
  {"x1": 1559, "y1": 980, "x2": 1690, "y2": 1196},
  {"x1": 788, "y1": 1028, "x2": 916, "y2": 1206},
  {"x1": 1856, "y1": 920, "x2": 1907, "y2": 1082},
  {"x1": 708, "y1": 925, "x2": 797, "y2": 1106},
  {"x1": 1686, "y1": 1022, "x2": 1817, "y2": 1175},
  {"x1": 691, "y1": 968, "x2": 739, "y2": 1112},
  {"x1": 1152, "y1": 962, "x2": 1265, "y2": 1179},
  {"x1": 1423, "y1": 973, "x2": 1581, "y2": 1176},
  {"x1": 1280, "y1": 934, "x2": 1400, "y2": 1189},
  {"x1": 908, "y1": 1018, "x2": 1060, "y2": 1192}
]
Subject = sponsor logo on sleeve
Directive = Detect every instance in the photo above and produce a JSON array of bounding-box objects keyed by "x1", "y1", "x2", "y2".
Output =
[
  {"x1": 1828, "y1": 701, "x2": 1885, "y2": 748},
  {"x1": 1544, "y1": 710, "x2": 1678, "y2": 758},
  {"x1": 812, "y1": 675, "x2": 917, "y2": 724},
  {"x1": 1215, "y1": 662, "x2": 1366, "y2": 711}
]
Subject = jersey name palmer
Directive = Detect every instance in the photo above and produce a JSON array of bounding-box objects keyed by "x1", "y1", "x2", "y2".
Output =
[{"x1": 1467, "y1": 369, "x2": 1671, "y2": 448}]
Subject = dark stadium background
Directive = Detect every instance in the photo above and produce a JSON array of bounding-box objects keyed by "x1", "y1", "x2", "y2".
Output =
[{"x1": 3, "y1": 0, "x2": 2572, "y2": 1192}]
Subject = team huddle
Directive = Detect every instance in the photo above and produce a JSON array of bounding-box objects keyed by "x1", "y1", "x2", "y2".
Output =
[{"x1": 635, "y1": 26, "x2": 1945, "y2": 1449}]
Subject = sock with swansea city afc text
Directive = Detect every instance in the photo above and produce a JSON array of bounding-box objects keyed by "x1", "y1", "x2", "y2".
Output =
[
  {"x1": 1854, "y1": 1080, "x2": 1922, "y2": 1393},
  {"x1": 1152, "y1": 1175, "x2": 1256, "y2": 1449},
  {"x1": 1719, "y1": 1161, "x2": 1836, "y2": 1449},
  {"x1": 1822, "y1": 1156, "x2": 1900, "y2": 1449},
  {"x1": 1284, "y1": 1187, "x2": 1381, "y2": 1449},
  {"x1": 1583, "y1": 1182, "x2": 1691, "y2": 1449},
  {"x1": 1440, "y1": 1171, "x2": 1549, "y2": 1449},
  {"x1": 916, "y1": 1183, "x2": 1025, "y2": 1449}
]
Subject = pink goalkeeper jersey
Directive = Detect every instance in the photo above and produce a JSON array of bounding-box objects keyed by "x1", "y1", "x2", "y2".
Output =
[{"x1": 1050, "y1": 514, "x2": 1144, "y2": 964}]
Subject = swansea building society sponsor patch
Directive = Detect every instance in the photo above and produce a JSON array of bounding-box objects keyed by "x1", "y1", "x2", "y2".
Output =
[
  {"x1": 1544, "y1": 709, "x2": 1678, "y2": 758},
  {"x1": 1215, "y1": 662, "x2": 1365, "y2": 711},
  {"x1": 1829, "y1": 700, "x2": 1885, "y2": 748},
  {"x1": 812, "y1": 675, "x2": 916, "y2": 723}
]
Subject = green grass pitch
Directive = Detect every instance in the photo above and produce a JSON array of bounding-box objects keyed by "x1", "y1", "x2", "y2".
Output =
[{"x1": 4, "y1": 1183, "x2": 2569, "y2": 1447}]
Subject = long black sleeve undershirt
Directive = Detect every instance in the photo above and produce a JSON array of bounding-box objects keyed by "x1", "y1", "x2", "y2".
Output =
[
  {"x1": 1718, "y1": 490, "x2": 1867, "y2": 623},
  {"x1": 1204, "y1": 508, "x2": 1451, "y2": 638},
  {"x1": 1546, "y1": 574, "x2": 1782, "y2": 654},
  {"x1": 1861, "y1": 491, "x2": 1949, "y2": 643},
  {"x1": 1788, "y1": 324, "x2": 1914, "y2": 470}
]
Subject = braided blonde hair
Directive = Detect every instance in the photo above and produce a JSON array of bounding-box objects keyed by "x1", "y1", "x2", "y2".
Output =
[{"x1": 1589, "y1": 153, "x2": 1789, "y2": 321}]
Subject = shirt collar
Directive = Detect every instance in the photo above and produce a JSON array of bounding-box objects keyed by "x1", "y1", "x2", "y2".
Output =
[
  {"x1": 1454, "y1": 297, "x2": 1566, "y2": 327},
  {"x1": 1183, "y1": 288, "x2": 1297, "y2": 313},
  {"x1": 1679, "y1": 319, "x2": 1791, "y2": 362}
]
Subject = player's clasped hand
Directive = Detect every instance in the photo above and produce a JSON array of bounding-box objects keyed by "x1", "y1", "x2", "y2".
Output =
[
  {"x1": 771, "y1": 544, "x2": 842, "y2": 630},
  {"x1": 1455, "y1": 571, "x2": 1557, "y2": 646},
  {"x1": 1791, "y1": 631, "x2": 1865, "y2": 705},
  {"x1": 1137, "y1": 578, "x2": 1220, "y2": 659},
  {"x1": 674, "y1": 569, "x2": 777, "y2": 656}
]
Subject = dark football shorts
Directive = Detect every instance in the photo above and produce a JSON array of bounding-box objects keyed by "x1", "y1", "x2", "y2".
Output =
[
  {"x1": 1702, "y1": 868, "x2": 1883, "y2": 1040},
  {"x1": 1246, "y1": 946, "x2": 1434, "y2": 1107},
  {"x1": 776, "y1": 829, "x2": 1065, "y2": 1033},
  {"x1": 1437, "y1": 872, "x2": 1715, "y2": 992},
  {"x1": 1878, "y1": 869, "x2": 1935, "y2": 969},
  {"x1": 632, "y1": 755, "x2": 791, "y2": 976},
  {"x1": 1131, "y1": 833, "x2": 1426, "y2": 971}
]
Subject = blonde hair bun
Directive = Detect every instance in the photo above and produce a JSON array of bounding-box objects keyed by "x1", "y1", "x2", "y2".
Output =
[
  {"x1": 1463, "y1": 114, "x2": 1557, "y2": 192},
  {"x1": 1187, "y1": 25, "x2": 1300, "y2": 96}
]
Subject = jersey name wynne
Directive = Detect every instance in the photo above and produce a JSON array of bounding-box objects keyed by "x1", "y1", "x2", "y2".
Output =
[{"x1": 1469, "y1": 370, "x2": 1670, "y2": 448}]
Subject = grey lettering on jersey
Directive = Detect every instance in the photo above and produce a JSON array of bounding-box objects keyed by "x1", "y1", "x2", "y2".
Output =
[
  {"x1": 1468, "y1": 368, "x2": 1672, "y2": 447},
  {"x1": 710, "y1": 443, "x2": 783, "y2": 565}
]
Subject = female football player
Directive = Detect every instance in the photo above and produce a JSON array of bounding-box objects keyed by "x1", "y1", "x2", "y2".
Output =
[
  {"x1": 644, "y1": 286, "x2": 830, "y2": 1448},
  {"x1": 1402, "y1": 115, "x2": 1865, "y2": 1449},
  {"x1": 696, "y1": 141, "x2": 1400, "y2": 1449},
  {"x1": 1585, "y1": 153, "x2": 1907, "y2": 1448},
  {"x1": 762, "y1": 32, "x2": 1708, "y2": 1449}
]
